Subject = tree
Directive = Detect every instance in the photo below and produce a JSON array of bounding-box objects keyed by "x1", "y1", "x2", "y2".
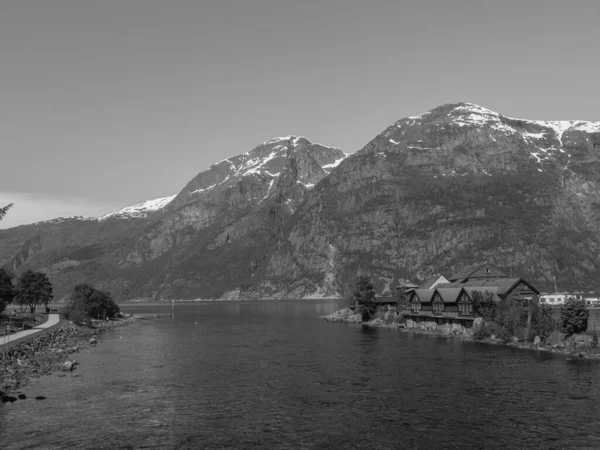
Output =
[
  {"x1": 0, "y1": 203, "x2": 12, "y2": 221},
  {"x1": 527, "y1": 301, "x2": 556, "y2": 342},
  {"x1": 14, "y1": 270, "x2": 53, "y2": 314},
  {"x1": 353, "y1": 276, "x2": 376, "y2": 321},
  {"x1": 471, "y1": 291, "x2": 497, "y2": 322},
  {"x1": 561, "y1": 297, "x2": 589, "y2": 336},
  {"x1": 63, "y1": 284, "x2": 120, "y2": 324},
  {"x1": 0, "y1": 268, "x2": 15, "y2": 314}
]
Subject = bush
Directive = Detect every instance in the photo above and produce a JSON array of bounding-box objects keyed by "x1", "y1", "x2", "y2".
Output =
[
  {"x1": 561, "y1": 297, "x2": 589, "y2": 336},
  {"x1": 592, "y1": 332, "x2": 598, "y2": 348},
  {"x1": 472, "y1": 321, "x2": 490, "y2": 340},
  {"x1": 63, "y1": 284, "x2": 120, "y2": 323}
]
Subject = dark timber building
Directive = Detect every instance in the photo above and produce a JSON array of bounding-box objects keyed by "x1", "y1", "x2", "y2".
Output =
[{"x1": 405, "y1": 263, "x2": 540, "y2": 334}]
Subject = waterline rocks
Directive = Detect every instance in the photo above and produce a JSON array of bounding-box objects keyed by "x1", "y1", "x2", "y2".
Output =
[
  {"x1": 0, "y1": 315, "x2": 140, "y2": 395},
  {"x1": 322, "y1": 308, "x2": 362, "y2": 323}
]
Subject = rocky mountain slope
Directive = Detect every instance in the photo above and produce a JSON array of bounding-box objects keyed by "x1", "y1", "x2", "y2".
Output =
[
  {"x1": 0, "y1": 137, "x2": 348, "y2": 300},
  {"x1": 257, "y1": 103, "x2": 600, "y2": 298},
  {"x1": 2, "y1": 103, "x2": 600, "y2": 300}
]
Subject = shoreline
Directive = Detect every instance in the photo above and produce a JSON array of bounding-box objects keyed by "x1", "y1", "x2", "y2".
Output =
[
  {"x1": 322, "y1": 308, "x2": 600, "y2": 360},
  {"x1": 1, "y1": 315, "x2": 140, "y2": 403}
]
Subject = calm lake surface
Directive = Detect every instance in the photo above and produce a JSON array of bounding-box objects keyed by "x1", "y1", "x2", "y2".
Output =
[{"x1": 1, "y1": 300, "x2": 600, "y2": 449}]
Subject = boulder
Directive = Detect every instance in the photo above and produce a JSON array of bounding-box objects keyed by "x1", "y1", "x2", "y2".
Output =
[
  {"x1": 60, "y1": 361, "x2": 75, "y2": 371},
  {"x1": 18, "y1": 393, "x2": 26, "y2": 400},
  {"x1": 89, "y1": 337, "x2": 98, "y2": 345}
]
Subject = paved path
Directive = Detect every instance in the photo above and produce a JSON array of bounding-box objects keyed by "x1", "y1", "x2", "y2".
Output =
[{"x1": 0, "y1": 314, "x2": 61, "y2": 347}]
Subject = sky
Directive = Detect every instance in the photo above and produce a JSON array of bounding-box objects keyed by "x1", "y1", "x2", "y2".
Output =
[{"x1": 1, "y1": 0, "x2": 599, "y2": 228}]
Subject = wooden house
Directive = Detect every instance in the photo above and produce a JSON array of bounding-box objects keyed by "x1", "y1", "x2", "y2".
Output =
[{"x1": 439, "y1": 263, "x2": 540, "y2": 305}]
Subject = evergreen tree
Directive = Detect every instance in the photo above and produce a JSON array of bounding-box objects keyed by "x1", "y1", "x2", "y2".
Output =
[
  {"x1": 15, "y1": 270, "x2": 53, "y2": 314},
  {"x1": 0, "y1": 268, "x2": 15, "y2": 314},
  {"x1": 561, "y1": 297, "x2": 589, "y2": 336},
  {"x1": 353, "y1": 276, "x2": 376, "y2": 321},
  {"x1": 0, "y1": 203, "x2": 12, "y2": 221}
]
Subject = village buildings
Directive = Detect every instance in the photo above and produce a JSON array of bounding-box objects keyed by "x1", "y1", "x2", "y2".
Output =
[{"x1": 401, "y1": 263, "x2": 540, "y2": 334}]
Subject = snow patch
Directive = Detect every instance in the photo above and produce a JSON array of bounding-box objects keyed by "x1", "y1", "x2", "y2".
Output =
[
  {"x1": 189, "y1": 183, "x2": 217, "y2": 195},
  {"x1": 99, "y1": 195, "x2": 176, "y2": 220},
  {"x1": 322, "y1": 154, "x2": 349, "y2": 169}
]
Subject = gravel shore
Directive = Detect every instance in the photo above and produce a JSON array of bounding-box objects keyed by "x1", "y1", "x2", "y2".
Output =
[{"x1": 0, "y1": 315, "x2": 140, "y2": 403}]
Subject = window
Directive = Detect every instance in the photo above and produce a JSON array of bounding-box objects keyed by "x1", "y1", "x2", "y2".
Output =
[
  {"x1": 459, "y1": 302, "x2": 473, "y2": 316},
  {"x1": 411, "y1": 302, "x2": 421, "y2": 313},
  {"x1": 433, "y1": 301, "x2": 444, "y2": 315}
]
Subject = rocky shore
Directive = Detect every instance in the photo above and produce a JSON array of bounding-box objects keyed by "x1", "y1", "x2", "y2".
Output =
[
  {"x1": 322, "y1": 308, "x2": 600, "y2": 359},
  {"x1": 1, "y1": 315, "x2": 140, "y2": 404}
]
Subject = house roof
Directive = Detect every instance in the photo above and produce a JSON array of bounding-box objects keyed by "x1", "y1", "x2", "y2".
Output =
[
  {"x1": 411, "y1": 289, "x2": 436, "y2": 303},
  {"x1": 435, "y1": 288, "x2": 464, "y2": 304},
  {"x1": 462, "y1": 286, "x2": 502, "y2": 302},
  {"x1": 438, "y1": 277, "x2": 539, "y2": 296},
  {"x1": 449, "y1": 263, "x2": 508, "y2": 282},
  {"x1": 419, "y1": 275, "x2": 446, "y2": 289}
]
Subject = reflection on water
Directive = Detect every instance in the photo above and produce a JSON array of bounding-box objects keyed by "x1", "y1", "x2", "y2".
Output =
[{"x1": 1, "y1": 299, "x2": 600, "y2": 449}]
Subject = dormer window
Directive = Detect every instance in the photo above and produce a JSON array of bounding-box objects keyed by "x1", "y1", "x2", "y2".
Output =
[{"x1": 485, "y1": 268, "x2": 491, "y2": 273}]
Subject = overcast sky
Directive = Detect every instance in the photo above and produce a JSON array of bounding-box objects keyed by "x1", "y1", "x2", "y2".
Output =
[{"x1": 1, "y1": 0, "x2": 599, "y2": 228}]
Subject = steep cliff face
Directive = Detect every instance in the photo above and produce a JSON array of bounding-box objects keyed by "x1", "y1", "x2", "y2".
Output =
[
  {"x1": 0, "y1": 136, "x2": 347, "y2": 300},
  {"x1": 2, "y1": 103, "x2": 599, "y2": 300},
  {"x1": 254, "y1": 103, "x2": 600, "y2": 297}
]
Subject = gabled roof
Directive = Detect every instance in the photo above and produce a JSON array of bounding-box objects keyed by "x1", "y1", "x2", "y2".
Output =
[
  {"x1": 435, "y1": 288, "x2": 464, "y2": 304},
  {"x1": 462, "y1": 286, "x2": 502, "y2": 302},
  {"x1": 449, "y1": 263, "x2": 508, "y2": 282},
  {"x1": 411, "y1": 289, "x2": 436, "y2": 303},
  {"x1": 441, "y1": 277, "x2": 540, "y2": 296},
  {"x1": 419, "y1": 274, "x2": 448, "y2": 290}
]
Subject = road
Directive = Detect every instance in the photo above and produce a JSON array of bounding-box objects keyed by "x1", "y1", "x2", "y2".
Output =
[{"x1": 0, "y1": 314, "x2": 61, "y2": 347}]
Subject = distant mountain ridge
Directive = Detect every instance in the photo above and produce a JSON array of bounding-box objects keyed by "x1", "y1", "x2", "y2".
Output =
[{"x1": 2, "y1": 103, "x2": 600, "y2": 300}]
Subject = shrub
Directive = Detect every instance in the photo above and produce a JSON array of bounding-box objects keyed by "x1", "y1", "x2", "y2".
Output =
[
  {"x1": 472, "y1": 321, "x2": 490, "y2": 340},
  {"x1": 561, "y1": 297, "x2": 589, "y2": 336},
  {"x1": 592, "y1": 332, "x2": 598, "y2": 348}
]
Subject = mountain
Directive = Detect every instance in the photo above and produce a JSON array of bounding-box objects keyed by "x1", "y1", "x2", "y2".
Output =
[
  {"x1": 0, "y1": 136, "x2": 348, "y2": 300},
  {"x1": 258, "y1": 103, "x2": 600, "y2": 298},
  {"x1": 2, "y1": 103, "x2": 600, "y2": 300}
]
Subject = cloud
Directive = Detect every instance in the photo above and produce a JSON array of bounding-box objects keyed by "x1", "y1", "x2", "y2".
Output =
[{"x1": 0, "y1": 192, "x2": 121, "y2": 229}]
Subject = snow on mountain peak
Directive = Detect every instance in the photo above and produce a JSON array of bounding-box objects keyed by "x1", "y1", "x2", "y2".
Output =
[{"x1": 99, "y1": 195, "x2": 176, "y2": 220}]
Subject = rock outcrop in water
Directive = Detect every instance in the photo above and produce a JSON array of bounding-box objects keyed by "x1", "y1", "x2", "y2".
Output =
[{"x1": 2, "y1": 103, "x2": 600, "y2": 299}]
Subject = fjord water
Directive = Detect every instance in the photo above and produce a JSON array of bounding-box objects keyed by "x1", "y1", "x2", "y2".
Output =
[{"x1": 1, "y1": 301, "x2": 600, "y2": 449}]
